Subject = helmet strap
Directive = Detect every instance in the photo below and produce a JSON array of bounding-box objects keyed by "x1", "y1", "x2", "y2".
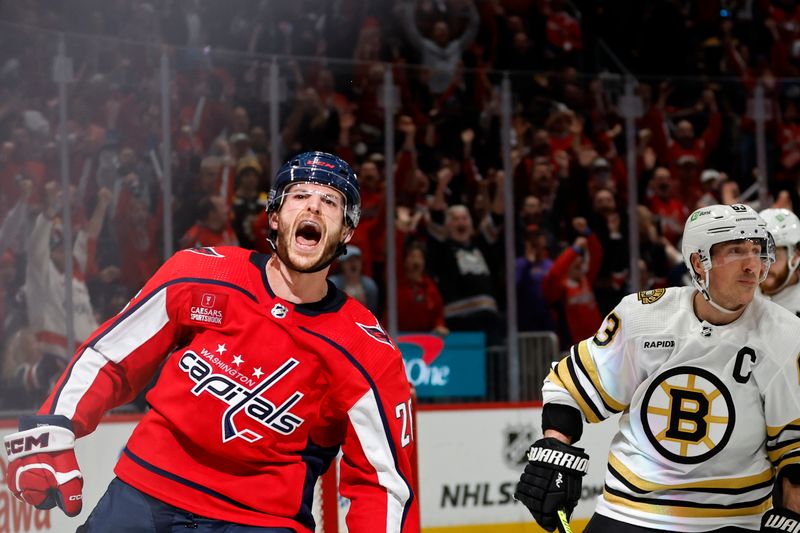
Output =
[{"x1": 697, "y1": 268, "x2": 745, "y2": 315}]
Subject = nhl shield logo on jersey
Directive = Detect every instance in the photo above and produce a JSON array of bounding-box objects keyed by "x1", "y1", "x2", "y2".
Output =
[
  {"x1": 502, "y1": 424, "x2": 539, "y2": 469},
  {"x1": 640, "y1": 366, "x2": 735, "y2": 465},
  {"x1": 357, "y1": 320, "x2": 394, "y2": 348},
  {"x1": 271, "y1": 303, "x2": 288, "y2": 319}
]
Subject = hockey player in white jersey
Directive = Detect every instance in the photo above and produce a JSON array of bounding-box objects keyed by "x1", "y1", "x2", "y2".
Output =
[
  {"x1": 515, "y1": 204, "x2": 800, "y2": 532},
  {"x1": 759, "y1": 208, "x2": 800, "y2": 316}
]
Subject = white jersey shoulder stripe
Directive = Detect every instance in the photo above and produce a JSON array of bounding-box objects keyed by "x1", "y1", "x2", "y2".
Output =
[
  {"x1": 52, "y1": 277, "x2": 257, "y2": 419},
  {"x1": 54, "y1": 288, "x2": 170, "y2": 420},
  {"x1": 49, "y1": 277, "x2": 261, "y2": 416}
]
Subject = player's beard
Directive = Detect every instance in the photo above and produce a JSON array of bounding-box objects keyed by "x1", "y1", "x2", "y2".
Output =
[
  {"x1": 273, "y1": 221, "x2": 342, "y2": 274},
  {"x1": 761, "y1": 260, "x2": 788, "y2": 296}
]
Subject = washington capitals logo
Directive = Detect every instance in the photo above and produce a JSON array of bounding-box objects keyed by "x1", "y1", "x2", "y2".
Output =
[
  {"x1": 179, "y1": 351, "x2": 305, "y2": 443},
  {"x1": 357, "y1": 320, "x2": 394, "y2": 348},
  {"x1": 185, "y1": 247, "x2": 225, "y2": 258}
]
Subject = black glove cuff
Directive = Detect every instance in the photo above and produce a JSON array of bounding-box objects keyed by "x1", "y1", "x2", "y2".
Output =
[
  {"x1": 773, "y1": 464, "x2": 800, "y2": 508},
  {"x1": 19, "y1": 415, "x2": 73, "y2": 432},
  {"x1": 780, "y1": 464, "x2": 800, "y2": 485},
  {"x1": 542, "y1": 403, "x2": 583, "y2": 442}
]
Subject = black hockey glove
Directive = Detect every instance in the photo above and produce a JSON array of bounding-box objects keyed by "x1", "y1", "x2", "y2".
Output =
[
  {"x1": 762, "y1": 507, "x2": 800, "y2": 531},
  {"x1": 514, "y1": 437, "x2": 589, "y2": 532}
]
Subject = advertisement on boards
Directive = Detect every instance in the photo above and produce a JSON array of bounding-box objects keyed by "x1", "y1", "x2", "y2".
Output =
[
  {"x1": 415, "y1": 405, "x2": 617, "y2": 532},
  {"x1": 397, "y1": 332, "x2": 486, "y2": 398}
]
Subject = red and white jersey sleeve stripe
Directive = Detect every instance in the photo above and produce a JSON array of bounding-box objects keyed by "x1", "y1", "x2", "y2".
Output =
[{"x1": 39, "y1": 258, "x2": 187, "y2": 437}]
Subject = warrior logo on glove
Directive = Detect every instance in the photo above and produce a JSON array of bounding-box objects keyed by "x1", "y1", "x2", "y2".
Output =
[
  {"x1": 514, "y1": 437, "x2": 589, "y2": 532},
  {"x1": 526, "y1": 444, "x2": 590, "y2": 472}
]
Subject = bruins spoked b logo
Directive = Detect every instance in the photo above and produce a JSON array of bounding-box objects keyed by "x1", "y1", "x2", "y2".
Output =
[{"x1": 640, "y1": 366, "x2": 735, "y2": 464}]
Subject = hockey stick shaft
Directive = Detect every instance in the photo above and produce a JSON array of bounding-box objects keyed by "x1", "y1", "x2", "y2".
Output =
[{"x1": 556, "y1": 508, "x2": 573, "y2": 533}]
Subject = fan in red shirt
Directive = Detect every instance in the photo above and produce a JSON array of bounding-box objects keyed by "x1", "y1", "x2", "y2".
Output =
[
  {"x1": 646, "y1": 166, "x2": 690, "y2": 247},
  {"x1": 113, "y1": 173, "x2": 162, "y2": 291},
  {"x1": 542, "y1": 218, "x2": 603, "y2": 346},
  {"x1": 178, "y1": 195, "x2": 239, "y2": 249},
  {"x1": 662, "y1": 89, "x2": 721, "y2": 206},
  {"x1": 397, "y1": 241, "x2": 449, "y2": 336},
  {"x1": 545, "y1": 0, "x2": 583, "y2": 64}
]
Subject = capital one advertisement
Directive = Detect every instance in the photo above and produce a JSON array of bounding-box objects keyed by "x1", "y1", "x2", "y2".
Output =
[{"x1": 397, "y1": 332, "x2": 486, "y2": 398}]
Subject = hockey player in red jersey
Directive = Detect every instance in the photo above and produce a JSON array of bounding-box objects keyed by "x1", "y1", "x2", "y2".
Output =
[{"x1": 3, "y1": 151, "x2": 419, "y2": 533}]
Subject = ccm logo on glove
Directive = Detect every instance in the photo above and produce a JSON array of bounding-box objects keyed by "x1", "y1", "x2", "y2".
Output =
[
  {"x1": 4, "y1": 417, "x2": 84, "y2": 517},
  {"x1": 527, "y1": 445, "x2": 590, "y2": 473},
  {"x1": 5, "y1": 433, "x2": 52, "y2": 455}
]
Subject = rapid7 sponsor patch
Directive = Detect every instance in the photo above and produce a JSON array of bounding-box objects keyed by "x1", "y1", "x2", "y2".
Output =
[
  {"x1": 643, "y1": 339, "x2": 675, "y2": 349},
  {"x1": 179, "y1": 350, "x2": 305, "y2": 443}
]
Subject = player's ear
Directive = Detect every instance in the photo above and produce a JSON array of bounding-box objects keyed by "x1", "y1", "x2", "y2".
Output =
[
  {"x1": 341, "y1": 226, "x2": 354, "y2": 244},
  {"x1": 690, "y1": 253, "x2": 705, "y2": 281},
  {"x1": 269, "y1": 211, "x2": 278, "y2": 231}
]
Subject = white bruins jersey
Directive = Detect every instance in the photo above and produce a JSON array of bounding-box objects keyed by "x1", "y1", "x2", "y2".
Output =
[
  {"x1": 543, "y1": 286, "x2": 800, "y2": 531},
  {"x1": 762, "y1": 281, "x2": 800, "y2": 318}
]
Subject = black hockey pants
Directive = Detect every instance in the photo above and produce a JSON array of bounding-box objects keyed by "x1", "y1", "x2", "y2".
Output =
[{"x1": 77, "y1": 477, "x2": 295, "y2": 533}]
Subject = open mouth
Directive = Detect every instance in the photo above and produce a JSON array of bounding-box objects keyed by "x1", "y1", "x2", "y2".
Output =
[{"x1": 295, "y1": 220, "x2": 322, "y2": 249}]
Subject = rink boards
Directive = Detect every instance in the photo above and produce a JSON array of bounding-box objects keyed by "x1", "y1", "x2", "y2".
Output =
[{"x1": 0, "y1": 404, "x2": 616, "y2": 532}]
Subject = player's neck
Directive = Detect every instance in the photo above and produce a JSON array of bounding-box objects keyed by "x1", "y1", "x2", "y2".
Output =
[
  {"x1": 266, "y1": 255, "x2": 329, "y2": 304},
  {"x1": 692, "y1": 291, "x2": 747, "y2": 326}
]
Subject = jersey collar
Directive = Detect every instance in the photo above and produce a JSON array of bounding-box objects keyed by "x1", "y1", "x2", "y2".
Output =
[{"x1": 248, "y1": 252, "x2": 347, "y2": 316}]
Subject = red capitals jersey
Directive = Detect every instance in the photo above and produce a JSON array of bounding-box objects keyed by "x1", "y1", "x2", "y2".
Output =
[{"x1": 39, "y1": 246, "x2": 419, "y2": 533}]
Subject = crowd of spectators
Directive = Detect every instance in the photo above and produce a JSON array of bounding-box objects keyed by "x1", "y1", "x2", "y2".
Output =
[{"x1": 2, "y1": 0, "x2": 800, "y2": 407}]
